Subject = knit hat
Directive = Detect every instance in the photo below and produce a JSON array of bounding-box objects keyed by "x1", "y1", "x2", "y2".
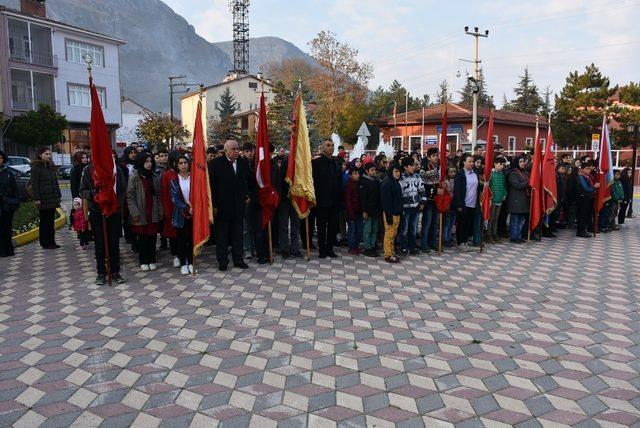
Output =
[{"x1": 73, "y1": 197, "x2": 82, "y2": 206}]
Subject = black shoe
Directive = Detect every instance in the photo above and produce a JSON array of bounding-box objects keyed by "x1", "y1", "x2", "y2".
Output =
[
  {"x1": 95, "y1": 275, "x2": 106, "y2": 286},
  {"x1": 290, "y1": 251, "x2": 303, "y2": 258},
  {"x1": 219, "y1": 265, "x2": 228, "y2": 271},
  {"x1": 112, "y1": 274, "x2": 126, "y2": 284},
  {"x1": 410, "y1": 249, "x2": 420, "y2": 255},
  {"x1": 577, "y1": 232, "x2": 592, "y2": 238},
  {"x1": 318, "y1": 253, "x2": 327, "y2": 259},
  {"x1": 281, "y1": 251, "x2": 290, "y2": 259},
  {"x1": 234, "y1": 261, "x2": 249, "y2": 269},
  {"x1": 364, "y1": 249, "x2": 375, "y2": 257},
  {"x1": 327, "y1": 251, "x2": 338, "y2": 258},
  {"x1": 257, "y1": 258, "x2": 267, "y2": 264},
  {"x1": 400, "y1": 249, "x2": 409, "y2": 257}
]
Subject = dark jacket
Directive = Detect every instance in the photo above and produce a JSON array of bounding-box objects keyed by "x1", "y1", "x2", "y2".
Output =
[
  {"x1": 0, "y1": 164, "x2": 19, "y2": 211},
  {"x1": 79, "y1": 164, "x2": 127, "y2": 213},
  {"x1": 312, "y1": 155, "x2": 342, "y2": 208},
  {"x1": 453, "y1": 169, "x2": 479, "y2": 210},
  {"x1": 343, "y1": 179, "x2": 362, "y2": 220},
  {"x1": 621, "y1": 176, "x2": 632, "y2": 201},
  {"x1": 360, "y1": 174, "x2": 382, "y2": 217},
  {"x1": 170, "y1": 176, "x2": 190, "y2": 229},
  {"x1": 507, "y1": 169, "x2": 530, "y2": 214},
  {"x1": 30, "y1": 159, "x2": 61, "y2": 210},
  {"x1": 209, "y1": 155, "x2": 250, "y2": 221},
  {"x1": 381, "y1": 171, "x2": 402, "y2": 223},
  {"x1": 69, "y1": 163, "x2": 86, "y2": 199}
]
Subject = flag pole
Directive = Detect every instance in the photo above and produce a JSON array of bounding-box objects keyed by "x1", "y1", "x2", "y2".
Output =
[
  {"x1": 438, "y1": 212, "x2": 443, "y2": 255},
  {"x1": 305, "y1": 217, "x2": 311, "y2": 261},
  {"x1": 85, "y1": 54, "x2": 112, "y2": 285},
  {"x1": 192, "y1": 86, "x2": 205, "y2": 275}
]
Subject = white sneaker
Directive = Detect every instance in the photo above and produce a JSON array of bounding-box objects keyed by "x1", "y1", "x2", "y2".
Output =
[
  {"x1": 173, "y1": 257, "x2": 180, "y2": 268},
  {"x1": 140, "y1": 264, "x2": 150, "y2": 271},
  {"x1": 188, "y1": 264, "x2": 196, "y2": 274},
  {"x1": 149, "y1": 263, "x2": 157, "y2": 271},
  {"x1": 180, "y1": 265, "x2": 189, "y2": 275}
]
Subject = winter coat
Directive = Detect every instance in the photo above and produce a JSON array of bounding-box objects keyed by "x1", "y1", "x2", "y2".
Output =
[
  {"x1": 69, "y1": 163, "x2": 86, "y2": 199},
  {"x1": 160, "y1": 168, "x2": 178, "y2": 238},
  {"x1": 420, "y1": 163, "x2": 439, "y2": 202},
  {"x1": 399, "y1": 172, "x2": 422, "y2": 209},
  {"x1": 453, "y1": 169, "x2": 479, "y2": 210},
  {"x1": 209, "y1": 155, "x2": 250, "y2": 221},
  {"x1": 381, "y1": 171, "x2": 402, "y2": 222},
  {"x1": 72, "y1": 209, "x2": 89, "y2": 232},
  {"x1": 612, "y1": 179, "x2": 624, "y2": 202},
  {"x1": 507, "y1": 169, "x2": 530, "y2": 214},
  {"x1": 621, "y1": 177, "x2": 632, "y2": 201},
  {"x1": 360, "y1": 174, "x2": 382, "y2": 217},
  {"x1": 126, "y1": 170, "x2": 162, "y2": 226},
  {"x1": 79, "y1": 164, "x2": 127, "y2": 214},
  {"x1": 30, "y1": 159, "x2": 61, "y2": 210},
  {"x1": 489, "y1": 170, "x2": 506, "y2": 204},
  {"x1": 0, "y1": 164, "x2": 19, "y2": 211},
  {"x1": 312, "y1": 155, "x2": 343, "y2": 208},
  {"x1": 170, "y1": 176, "x2": 191, "y2": 229},
  {"x1": 343, "y1": 180, "x2": 362, "y2": 220}
]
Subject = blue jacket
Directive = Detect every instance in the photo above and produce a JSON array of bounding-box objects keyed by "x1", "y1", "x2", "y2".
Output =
[{"x1": 170, "y1": 177, "x2": 190, "y2": 228}]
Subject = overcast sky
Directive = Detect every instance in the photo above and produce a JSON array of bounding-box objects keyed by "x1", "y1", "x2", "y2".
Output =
[{"x1": 163, "y1": 0, "x2": 640, "y2": 105}]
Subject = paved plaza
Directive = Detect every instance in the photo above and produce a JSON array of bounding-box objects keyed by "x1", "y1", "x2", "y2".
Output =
[{"x1": 0, "y1": 219, "x2": 639, "y2": 427}]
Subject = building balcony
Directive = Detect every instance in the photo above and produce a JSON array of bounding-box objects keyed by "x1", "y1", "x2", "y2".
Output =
[
  {"x1": 12, "y1": 96, "x2": 59, "y2": 112},
  {"x1": 9, "y1": 48, "x2": 58, "y2": 68}
]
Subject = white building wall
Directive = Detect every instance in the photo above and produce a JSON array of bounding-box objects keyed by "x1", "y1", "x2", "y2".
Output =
[{"x1": 52, "y1": 29, "x2": 122, "y2": 126}]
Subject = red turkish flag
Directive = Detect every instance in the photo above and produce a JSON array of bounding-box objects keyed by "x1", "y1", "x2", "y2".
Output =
[
  {"x1": 528, "y1": 122, "x2": 543, "y2": 232},
  {"x1": 255, "y1": 92, "x2": 279, "y2": 228},
  {"x1": 89, "y1": 78, "x2": 117, "y2": 216},
  {"x1": 481, "y1": 109, "x2": 495, "y2": 222},
  {"x1": 541, "y1": 125, "x2": 558, "y2": 215}
]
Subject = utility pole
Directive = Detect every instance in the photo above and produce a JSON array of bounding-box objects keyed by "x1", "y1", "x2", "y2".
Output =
[
  {"x1": 464, "y1": 26, "x2": 488, "y2": 153},
  {"x1": 169, "y1": 75, "x2": 201, "y2": 149}
]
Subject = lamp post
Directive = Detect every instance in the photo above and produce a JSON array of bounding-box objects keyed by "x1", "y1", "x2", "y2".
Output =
[
  {"x1": 627, "y1": 123, "x2": 638, "y2": 217},
  {"x1": 169, "y1": 75, "x2": 202, "y2": 149}
]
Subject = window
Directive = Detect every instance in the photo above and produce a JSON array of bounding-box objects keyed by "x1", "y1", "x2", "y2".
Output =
[
  {"x1": 493, "y1": 135, "x2": 498, "y2": 143},
  {"x1": 391, "y1": 137, "x2": 403, "y2": 150},
  {"x1": 508, "y1": 136, "x2": 516, "y2": 152},
  {"x1": 525, "y1": 137, "x2": 533, "y2": 146},
  {"x1": 248, "y1": 82, "x2": 258, "y2": 89},
  {"x1": 540, "y1": 138, "x2": 546, "y2": 151},
  {"x1": 409, "y1": 136, "x2": 422, "y2": 151},
  {"x1": 68, "y1": 84, "x2": 106, "y2": 108},
  {"x1": 66, "y1": 40, "x2": 104, "y2": 67}
]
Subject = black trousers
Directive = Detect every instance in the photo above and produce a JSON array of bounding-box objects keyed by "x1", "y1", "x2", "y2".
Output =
[
  {"x1": 456, "y1": 207, "x2": 476, "y2": 245},
  {"x1": 576, "y1": 196, "x2": 594, "y2": 234},
  {"x1": 176, "y1": 220, "x2": 193, "y2": 266},
  {"x1": 89, "y1": 211, "x2": 121, "y2": 276},
  {"x1": 39, "y1": 208, "x2": 56, "y2": 247},
  {"x1": 0, "y1": 208, "x2": 15, "y2": 256},
  {"x1": 215, "y1": 217, "x2": 244, "y2": 267},
  {"x1": 315, "y1": 206, "x2": 337, "y2": 255},
  {"x1": 78, "y1": 230, "x2": 90, "y2": 246},
  {"x1": 619, "y1": 201, "x2": 629, "y2": 224},
  {"x1": 137, "y1": 234, "x2": 157, "y2": 265}
]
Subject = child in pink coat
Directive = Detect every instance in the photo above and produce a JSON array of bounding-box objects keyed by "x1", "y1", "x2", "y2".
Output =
[{"x1": 71, "y1": 197, "x2": 90, "y2": 249}]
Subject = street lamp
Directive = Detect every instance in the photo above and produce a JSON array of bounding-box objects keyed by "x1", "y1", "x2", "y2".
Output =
[
  {"x1": 169, "y1": 75, "x2": 202, "y2": 149},
  {"x1": 626, "y1": 123, "x2": 638, "y2": 217}
]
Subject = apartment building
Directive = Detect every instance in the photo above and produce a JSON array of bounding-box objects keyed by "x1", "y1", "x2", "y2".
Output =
[{"x1": 0, "y1": 0, "x2": 126, "y2": 155}]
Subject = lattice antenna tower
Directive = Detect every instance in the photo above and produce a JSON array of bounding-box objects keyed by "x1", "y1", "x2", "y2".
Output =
[{"x1": 229, "y1": 0, "x2": 250, "y2": 75}]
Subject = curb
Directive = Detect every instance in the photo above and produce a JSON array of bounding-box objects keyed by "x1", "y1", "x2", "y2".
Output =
[{"x1": 12, "y1": 208, "x2": 67, "y2": 247}]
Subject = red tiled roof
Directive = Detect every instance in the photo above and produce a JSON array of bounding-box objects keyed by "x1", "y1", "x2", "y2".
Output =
[{"x1": 371, "y1": 102, "x2": 547, "y2": 127}]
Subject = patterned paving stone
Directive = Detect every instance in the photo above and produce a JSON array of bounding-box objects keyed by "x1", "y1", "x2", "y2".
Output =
[{"x1": 1, "y1": 221, "x2": 640, "y2": 426}]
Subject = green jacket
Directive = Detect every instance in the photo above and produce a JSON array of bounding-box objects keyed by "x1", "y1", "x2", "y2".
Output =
[
  {"x1": 612, "y1": 179, "x2": 624, "y2": 202},
  {"x1": 489, "y1": 170, "x2": 506, "y2": 203}
]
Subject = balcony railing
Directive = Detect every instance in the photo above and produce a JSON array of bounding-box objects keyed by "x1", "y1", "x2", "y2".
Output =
[
  {"x1": 9, "y1": 48, "x2": 57, "y2": 67},
  {"x1": 12, "y1": 96, "x2": 59, "y2": 112}
]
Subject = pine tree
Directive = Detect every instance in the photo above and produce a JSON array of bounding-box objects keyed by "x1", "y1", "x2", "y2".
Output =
[
  {"x1": 458, "y1": 68, "x2": 494, "y2": 109},
  {"x1": 540, "y1": 86, "x2": 553, "y2": 119},
  {"x1": 553, "y1": 64, "x2": 614, "y2": 147},
  {"x1": 435, "y1": 80, "x2": 451, "y2": 105},
  {"x1": 501, "y1": 93, "x2": 512, "y2": 110},
  {"x1": 268, "y1": 81, "x2": 295, "y2": 148},
  {"x1": 509, "y1": 67, "x2": 543, "y2": 114},
  {"x1": 218, "y1": 87, "x2": 237, "y2": 119}
]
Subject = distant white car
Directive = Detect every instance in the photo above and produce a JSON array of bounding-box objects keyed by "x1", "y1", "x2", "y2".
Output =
[{"x1": 7, "y1": 156, "x2": 31, "y2": 174}]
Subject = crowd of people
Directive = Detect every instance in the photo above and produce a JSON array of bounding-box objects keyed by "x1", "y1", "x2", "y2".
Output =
[{"x1": 0, "y1": 139, "x2": 635, "y2": 285}]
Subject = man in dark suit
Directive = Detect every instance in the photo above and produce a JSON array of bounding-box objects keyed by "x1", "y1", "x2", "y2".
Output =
[
  {"x1": 312, "y1": 139, "x2": 343, "y2": 258},
  {"x1": 210, "y1": 139, "x2": 250, "y2": 271}
]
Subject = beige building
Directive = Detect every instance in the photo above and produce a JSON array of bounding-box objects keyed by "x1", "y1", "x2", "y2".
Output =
[{"x1": 180, "y1": 73, "x2": 273, "y2": 145}]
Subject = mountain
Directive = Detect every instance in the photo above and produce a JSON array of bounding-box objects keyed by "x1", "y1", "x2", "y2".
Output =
[{"x1": 0, "y1": 0, "x2": 312, "y2": 114}]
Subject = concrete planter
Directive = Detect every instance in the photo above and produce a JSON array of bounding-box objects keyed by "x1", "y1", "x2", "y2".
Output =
[{"x1": 12, "y1": 208, "x2": 67, "y2": 247}]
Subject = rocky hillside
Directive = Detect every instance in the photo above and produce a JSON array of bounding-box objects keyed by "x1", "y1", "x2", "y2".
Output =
[{"x1": 0, "y1": 0, "x2": 312, "y2": 113}]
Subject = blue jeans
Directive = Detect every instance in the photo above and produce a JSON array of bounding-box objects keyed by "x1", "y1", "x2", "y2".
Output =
[
  {"x1": 509, "y1": 213, "x2": 526, "y2": 240},
  {"x1": 400, "y1": 207, "x2": 419, "y2": 251},
  {"x1": 420, "y1": 202, "x2": 438, "y2": 251},
  {"x1": 347, "y1": 216, "x2": 364, "y2": 250},
  {"x1": 443, "y1": 211, "x2": 456, "y2": 243}
]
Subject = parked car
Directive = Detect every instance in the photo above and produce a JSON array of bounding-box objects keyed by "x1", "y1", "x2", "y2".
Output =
[
  {"x1": 7, "y1": 166, "x2": 31, "y2": 202},
  {"x1": 58, "y1": 165, "x2": 72, "y2": 179},
  {"x1": 7, "y1": 156, "x2": 31, "y2": 174}
]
